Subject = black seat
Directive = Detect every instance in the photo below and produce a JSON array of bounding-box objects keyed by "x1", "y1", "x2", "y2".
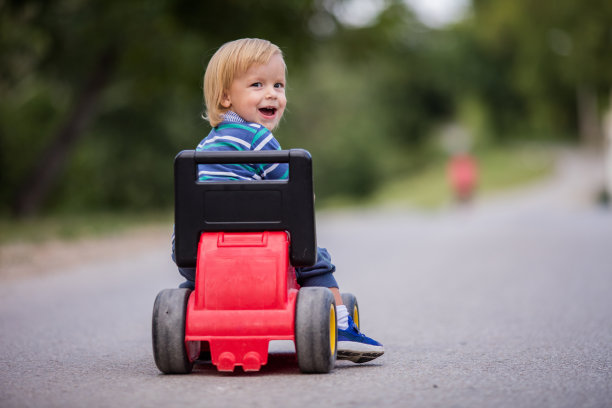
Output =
[{"x1": 173, "y1": 149, "x2": 317, "y2": 269}]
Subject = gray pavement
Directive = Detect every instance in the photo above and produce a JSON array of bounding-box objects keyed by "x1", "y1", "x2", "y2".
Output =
[{"x1": 1, "y1": 151, "x2": 611, "y2": 407}]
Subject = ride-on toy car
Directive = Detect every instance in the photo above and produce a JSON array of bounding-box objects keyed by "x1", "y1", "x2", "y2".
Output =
[{"x1": 152, "y1": 149, "x2": 360, "y2": 374}]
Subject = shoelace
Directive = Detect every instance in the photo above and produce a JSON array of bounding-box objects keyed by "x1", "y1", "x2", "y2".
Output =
[{"x1": 342, "y1": 321, "x2": 367, "y2": 339}]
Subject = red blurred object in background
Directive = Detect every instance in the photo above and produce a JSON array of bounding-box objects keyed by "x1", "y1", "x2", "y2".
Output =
[{"x1": 447, "y1": 154, "x2": 478, "y2": 202}]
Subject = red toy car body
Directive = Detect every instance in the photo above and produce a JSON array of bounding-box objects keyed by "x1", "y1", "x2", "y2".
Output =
[
  {"x1": 186, "y1": 231, "x2": 299, "y2": 372},
  {"x1": 152, "y1": 150, "x2": 348, "y2": 374}
]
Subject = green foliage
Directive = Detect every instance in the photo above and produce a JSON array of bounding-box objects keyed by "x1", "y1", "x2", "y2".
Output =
[
  {"x1": 1, "y1": 0, "x2": 610, "y2": 218},
  {"x1": 467, "y1": 0, "x2": 612, "y2": 140}
]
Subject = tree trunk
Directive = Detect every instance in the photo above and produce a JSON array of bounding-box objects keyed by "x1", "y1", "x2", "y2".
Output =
[
  {"x1": 12, "y1": 46, "x2": 118, "y2": 217},
  {"x1": 603, "y1": 89, "x2": 612, "y2": 203},
  {"x1": 576, "y1": 84, "x2": 602, "y2": 148}
]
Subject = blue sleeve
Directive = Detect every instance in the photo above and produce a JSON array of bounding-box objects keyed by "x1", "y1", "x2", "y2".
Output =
[{"x1": 253, "y1": 132, "x2": 288, "y2": 180}]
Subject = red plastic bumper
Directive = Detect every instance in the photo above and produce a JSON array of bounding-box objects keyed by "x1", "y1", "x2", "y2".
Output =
[{"x1": 185, "y1": 231, "x2": 299, "y2": 372}]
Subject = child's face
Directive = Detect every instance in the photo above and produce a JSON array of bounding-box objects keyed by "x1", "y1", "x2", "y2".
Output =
[{"x1": 222, "y1": 54, "x2": 287, "y2": 130}]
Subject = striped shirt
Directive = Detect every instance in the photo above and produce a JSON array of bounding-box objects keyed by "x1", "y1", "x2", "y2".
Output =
[{"x1": 196, "y1": 111, "x2": 289, "y2": 181}]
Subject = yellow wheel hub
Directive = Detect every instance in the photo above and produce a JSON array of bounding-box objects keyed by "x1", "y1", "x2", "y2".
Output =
[{"x1": 330, "y1": 305, "x2": 336, "y2": 355}]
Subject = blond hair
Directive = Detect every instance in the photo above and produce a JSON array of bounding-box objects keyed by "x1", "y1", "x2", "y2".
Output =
[{"x1": 203, "y1": 38, "x2": 284, "y2": 127}]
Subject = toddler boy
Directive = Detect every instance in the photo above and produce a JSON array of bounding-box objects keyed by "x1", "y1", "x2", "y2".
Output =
[{"x1": 175, "y1": 38, "x2": 383, "y2": 363}]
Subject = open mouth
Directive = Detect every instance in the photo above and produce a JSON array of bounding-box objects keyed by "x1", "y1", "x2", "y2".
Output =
[{"x1": 259, "y1": 107, "x2": 277, "y2": 117}]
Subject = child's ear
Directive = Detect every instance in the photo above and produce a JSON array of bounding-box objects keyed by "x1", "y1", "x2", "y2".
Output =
[{"x1": 221, "y1": 92, "x2": 231, "y2": 108}]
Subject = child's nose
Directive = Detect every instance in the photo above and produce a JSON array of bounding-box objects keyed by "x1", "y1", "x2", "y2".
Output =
[{"x1": 265, "y1": 87, "x2": 276, "y2": 99}]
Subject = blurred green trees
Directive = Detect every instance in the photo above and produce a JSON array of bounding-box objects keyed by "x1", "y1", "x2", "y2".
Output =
[{"x1": 1, "y1": 0, "x2": 610, "y2": 217}]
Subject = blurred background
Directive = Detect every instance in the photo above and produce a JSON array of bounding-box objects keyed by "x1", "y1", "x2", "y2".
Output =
[{"x1": 1, "y1": 0, "x2": 611, "y2": 238}]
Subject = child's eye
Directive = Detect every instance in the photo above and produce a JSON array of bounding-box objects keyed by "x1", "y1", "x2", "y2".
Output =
[
  {"x1": 251, "y1": 82, "x2": 262, "y2": 88},
  {"x1": 274, "y1": 83, "x2": 285, "y2": 89}
]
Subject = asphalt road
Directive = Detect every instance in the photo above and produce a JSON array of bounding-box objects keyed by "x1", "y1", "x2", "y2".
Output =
[{"x1": 1, "y1": 152, "x2": 611, "y2": 407}]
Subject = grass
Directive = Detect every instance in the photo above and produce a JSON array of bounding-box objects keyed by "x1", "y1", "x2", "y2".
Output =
[
  {"x1": 369, "y1": 144, "x2": 556, "y2": 209},
  {"x1": 0, "y1": 211, "x2": 172, "y2": 245}
]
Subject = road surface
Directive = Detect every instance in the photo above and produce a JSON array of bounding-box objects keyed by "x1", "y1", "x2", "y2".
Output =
[{"x1": 1, "y1": 151, "x2": 611, "y2": 407}]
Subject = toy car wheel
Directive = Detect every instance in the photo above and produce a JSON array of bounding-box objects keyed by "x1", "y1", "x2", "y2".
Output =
[
  {"x1": 295, "y1": 287, "x2": 337, "y2": 373},
  {"x1": 152, "y1": 288, "x2": 200, "y2": 374},
  {"x1": 341, "y1": 293, "x2": 360, "y2": 330}
]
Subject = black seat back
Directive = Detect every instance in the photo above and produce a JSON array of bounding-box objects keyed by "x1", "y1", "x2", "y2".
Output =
[{"x1": 173, "y1": 149, "x2": 316, "y2": 268}]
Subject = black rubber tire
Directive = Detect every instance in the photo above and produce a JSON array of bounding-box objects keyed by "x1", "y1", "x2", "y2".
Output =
[
  {"x1": 295, "y1": 287, "x2": 337, "y2": 373},
  {"x1": 341, "y1": 293, "x2": 360, "y2": 330},
  {"x1": 152, "y1": 288, "x2": 199, "y2": 374}
]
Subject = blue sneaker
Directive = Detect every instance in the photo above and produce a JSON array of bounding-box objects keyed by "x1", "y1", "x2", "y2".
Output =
[{"x1": 337, "y1": 316, "x2": 384, "y2": 363}]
